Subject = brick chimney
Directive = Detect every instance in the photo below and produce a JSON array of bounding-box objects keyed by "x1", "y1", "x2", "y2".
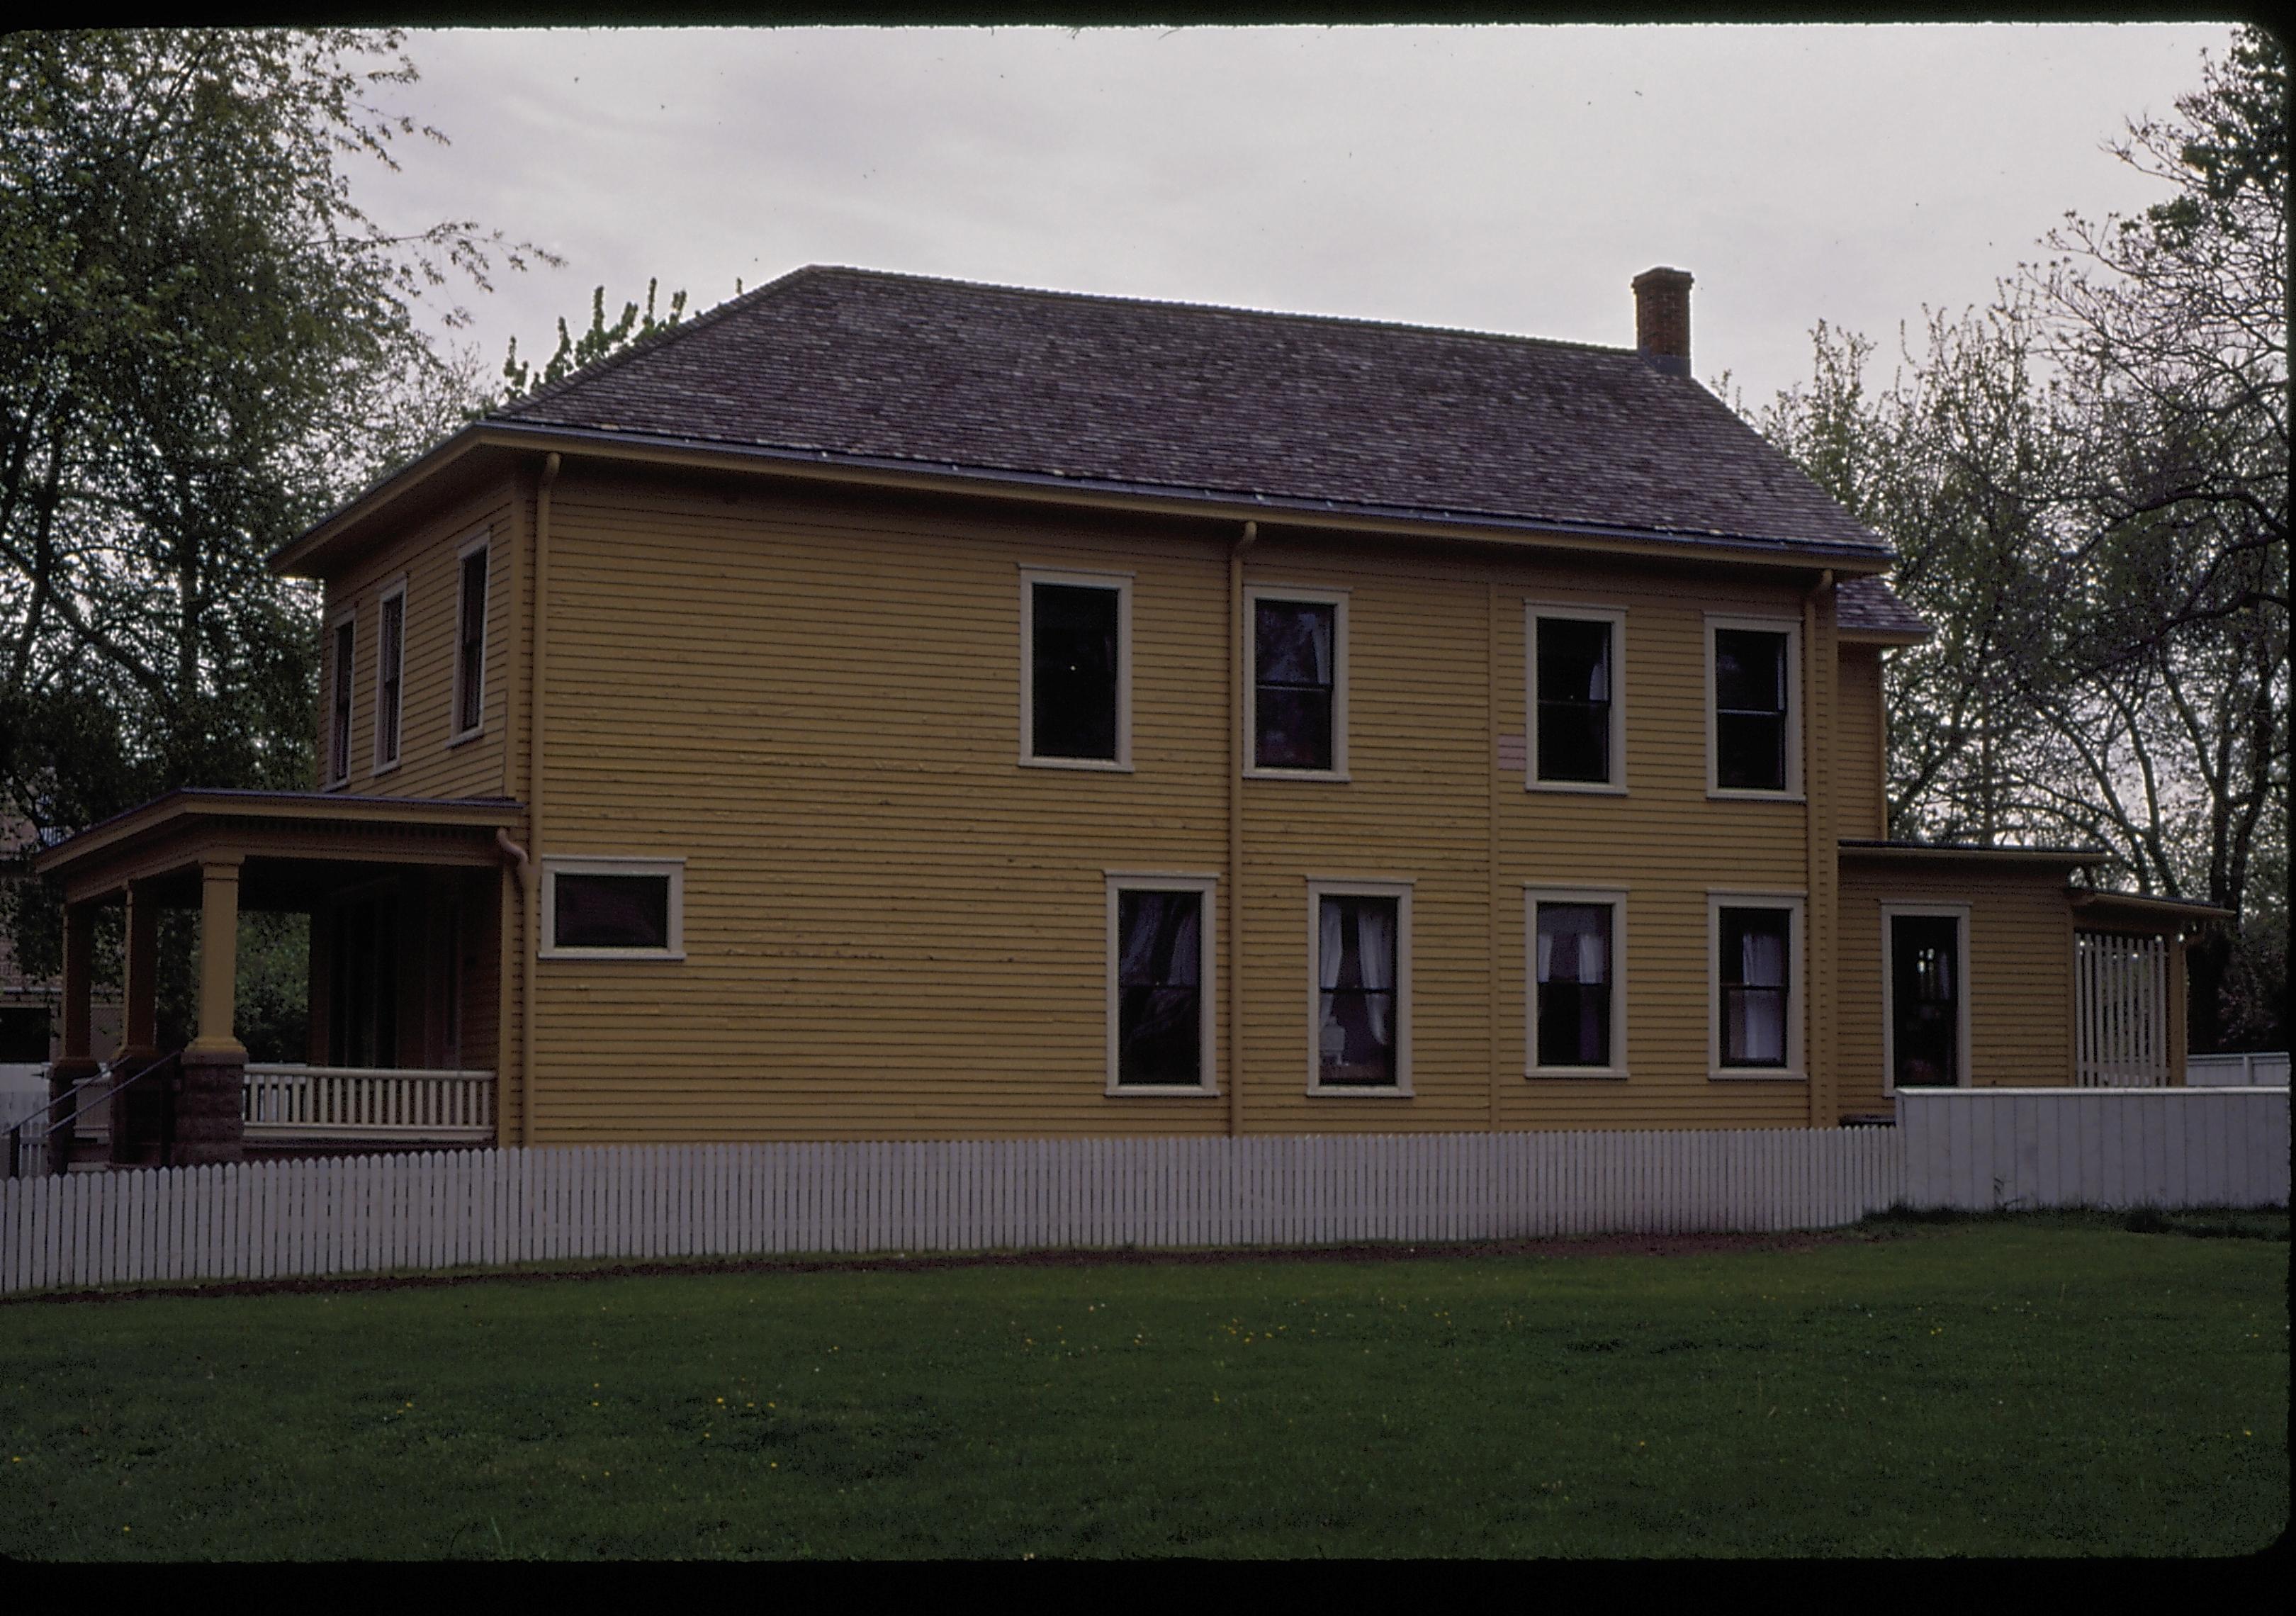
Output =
[{"x1": 1632, "y1": 266, "x2": 1694, "y2": 378}]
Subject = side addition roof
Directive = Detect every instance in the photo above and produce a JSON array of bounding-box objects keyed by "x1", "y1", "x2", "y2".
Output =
[{"x1": 490, "y1": 266, "x2": 1895, "y2": 559}]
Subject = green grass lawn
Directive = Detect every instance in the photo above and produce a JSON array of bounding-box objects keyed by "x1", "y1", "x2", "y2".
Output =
[{"x1": 1, "y1": 1211, "x2": 2284, "y2": 1559}]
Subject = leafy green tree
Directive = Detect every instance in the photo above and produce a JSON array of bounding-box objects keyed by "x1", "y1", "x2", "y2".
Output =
[
  {"x1": 1750, "y1": 28, "x2": 2287, "y2": 1048},
  {"x1": 500, "y1": 279, "x2": 691, "y2": 403},
  {"x1": 1, "y1": 29, "x2": 546, "y2": 982}
]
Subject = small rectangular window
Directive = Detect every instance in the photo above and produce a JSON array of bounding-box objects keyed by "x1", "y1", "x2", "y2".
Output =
[
  {"x1": 1114, "y1": 888, "x2": 1205, "y2": 1087},
  {"x1": 454, "y1": 542, "x2": 489, "y2": 738},
  {"x1": 1031, "y1": 583, "x2": 1120, "y2": 761},
  {"x1": 1713, "y1": 627, "x2": 1789, "y2": 792},
  {"x1": 541, "y1": 858, "x2": 685, "y2": 959},
  {"x1": 1529, "y1": 607, "x2": 1626, "y2": 789},
  {"x1": 328, "y1": 617, "x2": 354, "y2": 787},
  {"x1": 1534, "y1": 902, "x2": 1614, "y2": 1069},
  {"x1": 1258, "y1": 592, "x2": 1341, "y2": 775},
  {"x1": 1310, "y1": 882, "x2": 1410, "y2": 1092},
  {"x1": 374, "y1": 585, "x2": 405, "y2": 770},
  {"x1": 1718, "y1": 906, "x2": 1792, "y2": 1068}
]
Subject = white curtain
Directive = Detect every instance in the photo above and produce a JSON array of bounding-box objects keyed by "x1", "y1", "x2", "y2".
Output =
[
  {"x1": 1738, "y1": 926, "x2": 1787, "y2": 1062},
  {"x1": 1356, "y1": 902, "x2": 1393, "y2": 1044},
  {"x1": 1536, "y1": 906, "x2": 1607, "y2": 984},
  {"x1": 1304, "y1": 608, "x2": 1334, "y2": 684},
  {"x1": 1165, "y1": 902, "x2": 1199, "y2": 987}
]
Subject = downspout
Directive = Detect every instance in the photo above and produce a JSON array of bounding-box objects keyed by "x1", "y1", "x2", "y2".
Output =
[
  {"x1": 524, "y1": 451, "x2": 561, "y2": 1145},
  {"x1": 1803, "y1": 567, "x2": 1834, "y2": 1128},
  {"x1": 1229, "y1": 519, "x2": 1257, "y2": 1138}
]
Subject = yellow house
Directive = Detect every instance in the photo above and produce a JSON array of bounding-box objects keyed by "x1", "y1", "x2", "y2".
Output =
[{"x1": 32, "y1": 266, "x2": 2215, "y2": 1162}]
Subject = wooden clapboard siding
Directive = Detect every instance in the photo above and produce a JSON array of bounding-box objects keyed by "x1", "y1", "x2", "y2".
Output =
[
  {"x1": 1837, "y1": 861, "x2": 2077, "y2": 1116},
  {"x1": 317, "y1": 478, "x2": 519, "y2": 802},
  {"x1": 500, "y1": 473, "x2": 1840, "y2": 1140},
  {"x1": 1835, "y1": 645, "x2": 1886, "y2": 839}
]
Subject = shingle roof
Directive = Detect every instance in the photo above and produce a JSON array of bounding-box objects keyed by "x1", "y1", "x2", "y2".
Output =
[
  {"x1": 1837, "y1": 575, "x2": 1932, "y2": 638},
  {"x1": 494, "y1": 266, "x2": 1892, "y2": 556}
]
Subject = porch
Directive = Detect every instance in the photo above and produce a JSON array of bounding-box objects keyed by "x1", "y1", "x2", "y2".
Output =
[{"x1": 19, "y1": 789, "x2": 524, "y2": 1172}]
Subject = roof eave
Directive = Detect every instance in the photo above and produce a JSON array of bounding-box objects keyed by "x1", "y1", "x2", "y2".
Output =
[
  {"x1": 33, "y1": 788, "x2": 525, "y2": 881},
  {"x1": 470, "y1": 419, "x2": 1898, "y2": 570},
  {"x1": 1838, "y1": 626, "x2": 1934, "y2": 647}
]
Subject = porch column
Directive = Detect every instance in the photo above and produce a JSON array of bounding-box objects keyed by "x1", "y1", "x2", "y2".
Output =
[
  {"x1": 45, "y1": 899, "x2": 103, "y2": 1174},
  {"x1": 119, "y1": 880, "x2": 160, "y2": 1060},
  {"x1": 176, "y1": 857, "x2": 246, "y2": 1165}
]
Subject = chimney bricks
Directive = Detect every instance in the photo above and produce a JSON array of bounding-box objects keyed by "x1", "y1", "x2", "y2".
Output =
[{"x1": 1632, "y1": 266, "x2": 1694, "y2": 378}]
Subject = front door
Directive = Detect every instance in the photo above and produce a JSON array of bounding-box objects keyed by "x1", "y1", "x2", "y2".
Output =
[
  {"x1": 327, "y1": 894, "x2": 398, "y2": 1068},
  {"x1": 1889, "y1": 914, "x2": 1960, "y2": 1087}
]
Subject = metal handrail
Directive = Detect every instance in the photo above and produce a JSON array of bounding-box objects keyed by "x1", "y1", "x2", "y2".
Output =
[{"x1": 4, "y1": 1053, "x2": 179, "y2": 1179}]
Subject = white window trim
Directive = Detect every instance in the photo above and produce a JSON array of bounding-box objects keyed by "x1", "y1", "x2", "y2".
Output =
[
  {"x1": 1019, "y1": 566, "x2": 1134, "y2": 773},
  {"x1": 324, "y1": 606, "x2": 356, "y2": 791},
  {"x1": 449, "y1": 530, "x2": 491, "y2": 747},
  {"x1": 371, "y1": 576, "x2": 408, "y2": 777},
  {"x1": 540, "y1": 856, "x2": 687, "y2": 961},
  {"x1": 1245, "y1": 584, "x2": 1351, "y2": 782},
  {"x1": 1305, "y1": 875, "x2": 1413, "y2": 1096},
  {"x1": 1524, "y1": 884, "x2": 1631, "y2": 1079},
  {"x1": 1707, "y1": 890, "x2": 1808, "y2": 1082},
  {"x1": 1704, "y1": 612, "x2": 1804, "y2": 800},
  {"x1": 1104, "y1": 872, "x2": 1219, "y2": 1096},
  {"x1": 1880, "y1": 902, "x2": 1974, "y2": 1095},
  {"x1": 1525, "y1": 603, "x2": 1628, "y2": 795}
]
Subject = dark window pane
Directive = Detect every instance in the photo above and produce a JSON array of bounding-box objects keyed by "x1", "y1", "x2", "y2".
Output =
[
  {"x1": 1891, "y1": 914, "x2": 1959, "y2": 1087},
  {"x1": 331, "y1": 622, "x2": 354, "y2": 782},
  {"x1": 1714, "y1": 629, "x2": 1785, "y2": 713},
  {"x1": 458, "y1": 550, "x2": 488, "y2": 733},
  {"x1": 378, "y1": 595, "x2": 403, "y2": 763},
  {"x1": 1255, "y1": 688, "x2": 1334, "y2": 770},
  {"x1": 1720, "y1": 908, "x2": 1791, "y2": 1067},
  {"x1": 1536, "y1": 618, "x2": 1611, "y2": 782},
  {"x1": 1117, "y1": 890, "x2": 1202, "y2": 1086},
  {"x1": 1716, "y1": 713, "x2": 1786, "y2": 790},
  {"x1": 1255, "y1": 601, "x2": 1336, "y2": 770},
  {"x1": 1031, "y1": 583, "x2": 1120, "y2": 760},
  {"x1": 1317, "y1": 895, "x2": 1397, "y2": 1085},
  {"x1": 1536, "y1": 903, "x2": 1612, "y2": 1066},
  {"x1": 554, "y1": 874, "x2": 671, "y2": 950}
]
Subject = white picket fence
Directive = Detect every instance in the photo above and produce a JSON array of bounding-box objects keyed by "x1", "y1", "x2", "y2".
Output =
[
  {"x1": 0, "y1": 1126, "x2": 1901, "y2": 1296},
  {"x1": 1, "y1": 1090, "x2": 2285, "y2": 1296},
  {"x1": 1898, "y1": 1086, "x2": 2290, "y2": 1211}
]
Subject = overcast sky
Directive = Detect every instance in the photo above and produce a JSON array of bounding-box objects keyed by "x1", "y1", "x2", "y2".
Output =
[{"x1": 361, "y1": 23, "x2": 2239, "y2": 413}]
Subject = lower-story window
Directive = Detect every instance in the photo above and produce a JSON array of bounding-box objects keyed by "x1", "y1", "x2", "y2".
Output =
[
  {"x1": 1711, "y1": 894, "x2": 1803, "y2": 1077},
  {"x1": 1106, "y1": 875, "x2": 1217, "y2": 1092},
  {"x1": 1308, "y1": 879, "x2": 1412, "y2": 1093},
  {"x1": 1527, "y1": 888, "x2": 1627, "y2": 1075},
  {"x1": 541, "y1": 857, "x2": 687, "y2": 960}
]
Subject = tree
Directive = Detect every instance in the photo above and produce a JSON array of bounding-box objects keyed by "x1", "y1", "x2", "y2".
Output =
[
  {"x1": 500, "y1": 279, "x2": 691, "y2": 404},
  {"x1": 1749, "y1": 28, "x2": 2288, "y2": 1048},
  {"x1": 1, "y1": 29, "x2": 546, "y2": 1000}
]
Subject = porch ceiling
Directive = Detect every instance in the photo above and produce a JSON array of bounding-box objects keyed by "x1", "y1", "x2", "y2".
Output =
[
  {"x1": 32, "y1": 789, "x2": 525, "y2": 906},
  {"x1": 2072, "y1": 888, "x2": 2236, "y2": 935}
]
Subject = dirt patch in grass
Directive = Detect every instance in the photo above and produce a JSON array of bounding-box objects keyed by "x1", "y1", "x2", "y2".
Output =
[{"x1": 2, "y1": 1227, "x2": 1850, "y2": 1306}]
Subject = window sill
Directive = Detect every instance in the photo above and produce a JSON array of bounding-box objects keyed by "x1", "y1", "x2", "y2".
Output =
[
  {"x1": 1307, "y1": 1083, "x2": 1412, "y2": 1097},
  {"x1": 447, "y1": 726, "x2": 487, "y2": 750},
  {"x1": 1706, "y1": 788, "x2": 1806, "y2": 804},
  {"x1": 538, "y1": 948, "x2": 687, "y2": 963},
  {"x1": 371, "y1": 758, "x2": 403, "y2": 780},
  {"x1": 1020, "y1": 756, "x2": 1134, "y2": 773},
  {"x1": 1708, "y1": 1069, "x2": 1807, "y2": 1082},
  {"x1": 1104, "y1": 1082, "x2": 1220, "y2": 1098},
  {"x1": 322, "y1": 777, "x2": 351, "y2": 793},
  {"x1": 1526, "y1": 1068, "x2": 1630, "y2": 1081},
  {"x1": 1246, "y1": 767, "x2": 1351, "y2": 783},
  {"x1": 1526, "y1": 780, "x2": 1628, "y2": 797}
]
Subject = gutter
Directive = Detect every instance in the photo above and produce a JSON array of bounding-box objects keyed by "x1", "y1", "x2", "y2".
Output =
[
  {"x1": 1229, "y1": 518, "x2": 1256, "y2": 1138},
  {"x1": 524, "y1": 451, "x2": 561, "y2": 1146}
]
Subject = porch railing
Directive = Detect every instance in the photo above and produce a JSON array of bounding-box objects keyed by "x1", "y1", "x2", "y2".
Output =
[{"x1": 242, "y1": 1065, "x2": 495, "y2": 1144}]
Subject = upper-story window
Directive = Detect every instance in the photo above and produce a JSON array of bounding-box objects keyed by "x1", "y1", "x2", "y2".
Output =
[
  {"x1": 452, "y1": 535, "x2": 489, "y2": 741},
  {"x1": 1249, "y1": 586, "x2": 1349, "y2": 778},
  {"x1": 327, "y1": 613, "x2": 354, "y2": 788},
  {"x1": 373, "y1": 580, "x2": 405, "y2": 773},
  {"x1": 1021, "y1": 568, "x2": 1131, "y2": 770},
  {"x1": 1706, "y1": 615, "x2": 1800, "y2": 796},
  {"x1": 1529, "y1": 605, "x2": 1626, "y2": 790}
]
